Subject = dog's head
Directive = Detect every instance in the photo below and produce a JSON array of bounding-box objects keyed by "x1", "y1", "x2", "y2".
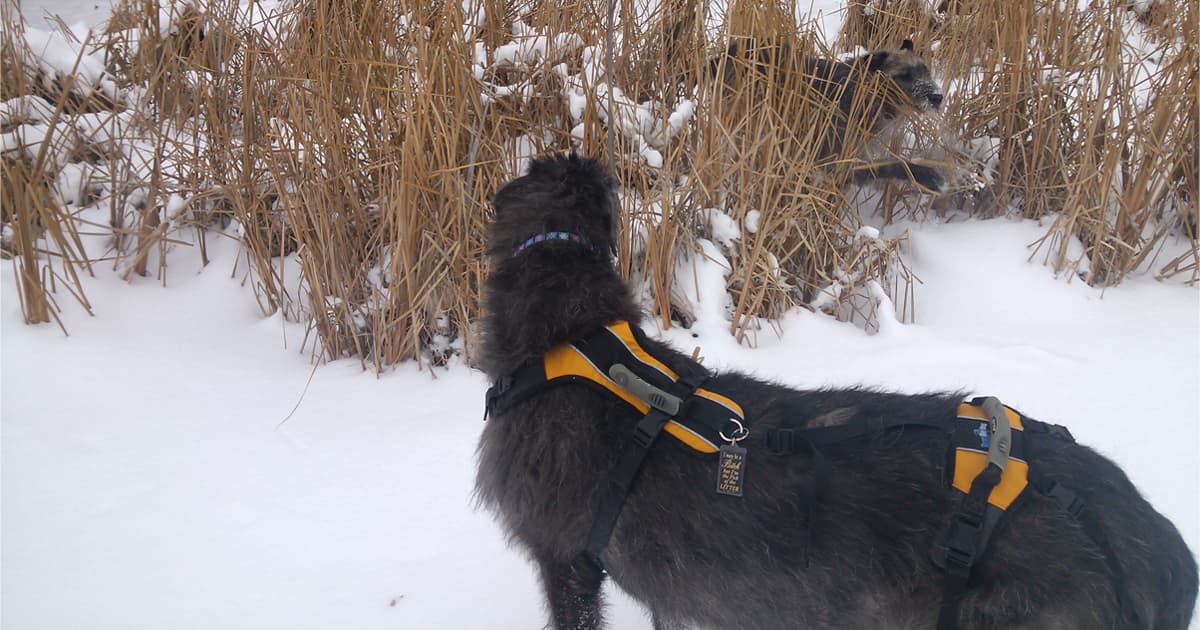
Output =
[
  {"x1": 488, "y1": 154, "x2": 619, "y2": 264},
  {"x1": 865, "y1": 39, "x2": 943, "y2": 111}
]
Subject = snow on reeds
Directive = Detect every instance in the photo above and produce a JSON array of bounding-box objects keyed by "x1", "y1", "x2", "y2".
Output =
[{"x1": 1, "y1": 0, "x2": 1195, "y2": 366}]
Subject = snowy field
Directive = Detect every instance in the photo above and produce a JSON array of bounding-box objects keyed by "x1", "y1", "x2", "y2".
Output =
[
  {"x1": 4, "y1": 218, "x2": 1197, "y2": 629},
  {"x1": 3, "y1": 1, "x2": 1198, "y2": 629}
]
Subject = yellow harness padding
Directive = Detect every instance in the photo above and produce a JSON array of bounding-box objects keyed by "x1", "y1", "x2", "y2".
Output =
[
  {"x1": 539, "y1": 321, "x2": 1032, "y2": 513},
  {"x1": 952, "y1": 402, "x2": 1029, "y2": 510},
  {"x1": 542, "y1": 321, "x2": 744, "y2": 454}
]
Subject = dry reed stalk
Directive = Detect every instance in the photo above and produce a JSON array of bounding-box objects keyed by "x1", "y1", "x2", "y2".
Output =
[
  {"x1": 852, "y1": 0, "x2": 1198, "y2": 284},
  {"x1": 7, "y1": 0, "x2": 1192, "y2": 366},
  {"x1": 2, "y1": 10, "x2": 95, "y2": 329},
  {"x1": 674, "y1": 0, "x2": 923, "y2": 339},
  {"x1": 207, "y1": 0, "x2": 501, "y2": 367},
  {"x1": 3, "y1": 157, "x2": 54, "y2": 324}
]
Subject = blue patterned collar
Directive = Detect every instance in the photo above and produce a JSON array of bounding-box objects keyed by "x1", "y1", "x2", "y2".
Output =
[{"x1": 512, "y1": 231, "x2": 599, "y2": 258}]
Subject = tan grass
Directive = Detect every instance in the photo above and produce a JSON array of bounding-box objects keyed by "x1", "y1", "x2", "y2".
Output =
[
  {"x1": 843, "y1": 0, "x2": 1199, "y2": 283},
  {"x1": 2, "y1": 8, "x2": 95, "y2": 330},
  {"x1": 3, "y1": 0, "x2": 1195, "y2": 365}
]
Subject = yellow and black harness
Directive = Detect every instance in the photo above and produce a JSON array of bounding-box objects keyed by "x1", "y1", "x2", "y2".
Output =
[
  {"x1": 484, "y1": 320, "x2": 1129, "y2": 630},
  {"x1": 487, "y1": 320, "x2": 746, "y2": 453}
]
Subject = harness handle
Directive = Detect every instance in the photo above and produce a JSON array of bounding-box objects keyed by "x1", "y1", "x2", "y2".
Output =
[
  {"x1": 979, "y1": 396, "x2": 1012, "y2": 472},
  {"x1": 609, "y1": 364, "x2": 682, "y2": 415}
]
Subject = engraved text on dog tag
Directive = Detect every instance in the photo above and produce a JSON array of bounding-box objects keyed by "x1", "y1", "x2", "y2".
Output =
[{"x1": 717, "y1": 443, "x2": 747, "y2": 497}]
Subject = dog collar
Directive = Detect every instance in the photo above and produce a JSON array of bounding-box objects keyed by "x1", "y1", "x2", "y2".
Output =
[{"x1": 512, "y1": 231, "x2": 598, "y2": 258}]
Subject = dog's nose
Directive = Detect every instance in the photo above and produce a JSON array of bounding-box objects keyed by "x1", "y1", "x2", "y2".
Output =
[{"x1": 929, "y1": 93, "x2": 943, "y2": 108}]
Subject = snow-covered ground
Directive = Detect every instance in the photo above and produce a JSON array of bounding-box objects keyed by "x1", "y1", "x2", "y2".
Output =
[
  {"x1": 4, "y1": 1, "x2": 1198, "y2": 629},
  {"x1": 17, "y1": 0, "x2": 112, "y2": 29},
  {"x1": 3, "y1": 218, "x2": 1197, "y2": 629}
]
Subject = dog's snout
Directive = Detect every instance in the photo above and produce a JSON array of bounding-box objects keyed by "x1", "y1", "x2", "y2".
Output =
[{"x1": 929, "y1": 93, "x2": 943, "y2": 108}]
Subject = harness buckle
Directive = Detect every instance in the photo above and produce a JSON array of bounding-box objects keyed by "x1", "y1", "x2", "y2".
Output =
[
  {"x1": 943, "y1": 511, "x2": 984, "y2": 574},
  {"x1": 483, "y1": 375, "x2": 513, "y2": 421},
  {"x1": 1018, "y1": 416, "x2": 1076, "y2": 443},
  {"x1": 633, "y1": 410, "x2": 669, "y2": 449},
  {"x1": 1040, "y1": 478, "x2": 1085, "y2": 519},
  {"x1": 1044, "y1": 423, "x2": 1075, "y2": 442},
  {"x1": 767, "y1": 427, "x2": 796, "y2": 455}
]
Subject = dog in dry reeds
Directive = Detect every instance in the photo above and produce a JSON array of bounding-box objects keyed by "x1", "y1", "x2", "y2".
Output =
[
  {"x1": 719, "y1": 38, "x2": 948, "y2": 192},
  {"x1": 474, "y1": 153, "x2": 1197, "y2": 629}
]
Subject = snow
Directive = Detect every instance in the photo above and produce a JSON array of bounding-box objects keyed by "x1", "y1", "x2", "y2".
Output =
[
  {"x1": 0, "y1": 233, "x2": 647, "y2": 629},
  {"x1": 744, "y1": 209, "x2": 761, "y2": 234},
  {"x1": 1, "y1": 123, "x2": 52, "y2": 161},
  {"x1": 54, "y1": 162, "x2": 91, "y2": 205},
  {"x1": 15, "y1": 20, "x2": 120, "y2": 109},
  {"x1": 0, "y1": 96, "x2": 57, "y2": 127},
  {"x1": 4, "y1": 219, "x2": 1196, "y2": 629},
  {"x1": 3, "y1": 0, "x2": 1199, "y2": 628},
  {"x1": 672, "y1": 236, "x2": 736, "y2": 334},
  {"x1": 19, "y1": 0, "x2": 113, "y2": 32},
  {"x1": 493, "y1": 33, "x2": 583, "y2": 69},
  {"x1": 705, "y1": 207, "x2": 740, "y2": 250}
]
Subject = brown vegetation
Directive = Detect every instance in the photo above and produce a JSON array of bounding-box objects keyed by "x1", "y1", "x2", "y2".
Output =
[{"x1": 2, "y1": 0, "x2": 1195, "y2": 367}]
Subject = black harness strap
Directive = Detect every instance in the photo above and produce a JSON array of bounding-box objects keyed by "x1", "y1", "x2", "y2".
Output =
[
  {"x1": 755, "y1": 417, "x2": 958, "y2": 568},
  {"x1": 937, "y1": 462, "x2": 1003, "y2": 630},
  {"x1": 483, "y1": 360, "x2": 546, "y2": 421},
  {"x1": 757, "y1": 416, "x2": 956, "y2": 453},
  {"x1": 485, "y1": 324, "x2": 740, "y2": 451},
  {"x1": 798, "y1": 438, "x2": 830, "y2": 568},
  {"x1": 582, "y1": 346, "x2": 711, "y2": 571},
  {"x1": 1023, "y1": 421, "x2": 1140, "y2": 630},
  {"x1": 583, "y1": 408, "x2": 671, "y2": 572}
]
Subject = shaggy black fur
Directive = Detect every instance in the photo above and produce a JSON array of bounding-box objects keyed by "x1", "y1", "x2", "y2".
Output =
[{"x1": 474, "y1": 153, "x2": 1198, "y2": 629}]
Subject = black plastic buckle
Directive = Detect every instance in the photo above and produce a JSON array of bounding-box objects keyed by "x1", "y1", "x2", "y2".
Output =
[
  {"x1": 1041, "y1": 479, "x2": 1085, "y2": 519},
  {"x1": 633, "y1": 411, "x2": 668, "y2": 449},
  {"x1": 483, "y1": 376, "x2": 512, "y2": 421},
  {"x1": 943, "y1": 512, "x2": 984, "y2": 573},
  {"x1": 767, "y1": 427, "x2": 796, "y2": 455},
  {"x1": 489, "y1": 375, "x2": 512, "y2": 399},
  {"x1": 1045, "y1": 423, "x2": 1075, "y2": 442},
  {"x1": 1025, "y1": 419, "x2": 1075, "y2": 443}
]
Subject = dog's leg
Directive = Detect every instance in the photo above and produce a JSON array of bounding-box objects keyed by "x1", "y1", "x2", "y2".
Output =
[
  {"x1": 852, "y1": 160, "x2": 946, "y2": 192},
  {"x1": 539, "y1": 554, "x2": 606, "y2": 630}
]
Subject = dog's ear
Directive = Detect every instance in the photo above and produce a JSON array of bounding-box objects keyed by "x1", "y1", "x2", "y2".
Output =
[
  {"x1": 866, "y1": 50, "x2": 890, "y2": 71},
  {"x1": 901, "y1": 38, "x2": 914, "y2": 51}
]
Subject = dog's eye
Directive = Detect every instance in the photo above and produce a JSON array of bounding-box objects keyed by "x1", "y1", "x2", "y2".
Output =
[{"x1": 896, "y1": 70, "x2": 914, "y2": 82}]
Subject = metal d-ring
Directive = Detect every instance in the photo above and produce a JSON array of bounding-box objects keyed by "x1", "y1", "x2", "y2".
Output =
[{"x1": 720, "y1": 418, "x2": 750, "y2": 444}]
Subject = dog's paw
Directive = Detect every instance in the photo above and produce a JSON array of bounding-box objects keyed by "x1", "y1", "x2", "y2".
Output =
[
  {"x1": 935, "y1": 164, "x2": 990, "y2": 194},
  {"x1": 931, "y1": 168, "x2": 998, "y2": 216}
]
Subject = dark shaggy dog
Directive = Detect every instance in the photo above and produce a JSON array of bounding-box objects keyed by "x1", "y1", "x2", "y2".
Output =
[
  {"x1": 720, "y1": 39, "x2": 948, "y2": 191},
  {"x1": 475, "y1": 154, "x2": 1197, "y2": 629}
]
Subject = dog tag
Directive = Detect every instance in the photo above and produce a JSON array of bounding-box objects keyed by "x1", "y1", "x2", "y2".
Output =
[{"x1": 716, "y1": 443, "x2": 747, "y2": 497}]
